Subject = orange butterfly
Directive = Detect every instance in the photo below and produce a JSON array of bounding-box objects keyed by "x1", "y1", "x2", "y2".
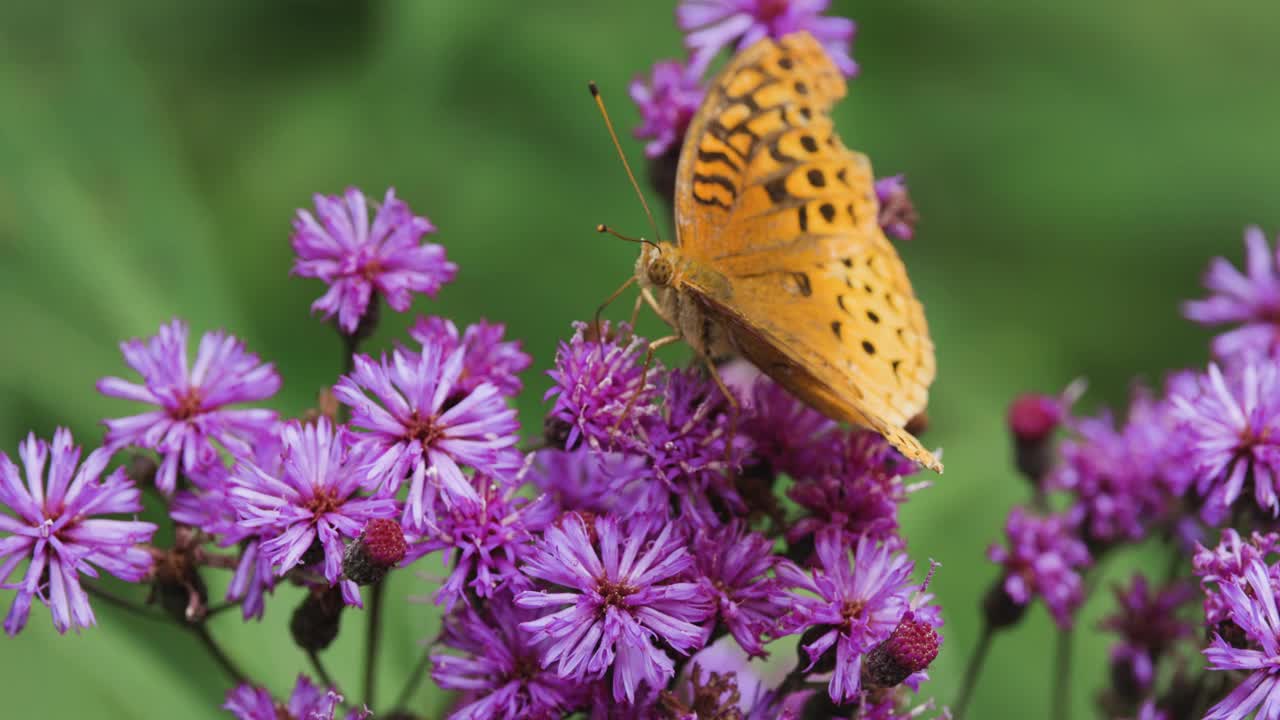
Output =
[{"x1": 632, "y1": 31, "x2": 942, "y2": 472}]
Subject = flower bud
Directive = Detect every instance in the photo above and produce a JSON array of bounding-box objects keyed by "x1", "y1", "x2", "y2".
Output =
[
  {"x1": 290, "y1": 585, "x2": 345, "y2": 652},
  {"x1": 863, "y1": 611, "x2": 940, "y2": 688},
  {"x1": 983, "y1": 580, "x2": 1029, "y2": 630},
  {"x1": 1007, "y1": 393, "x2": 1064, "y2": 481},
  {"x1": 343, "y1": 518, "x2": 408, "y2": 586}
]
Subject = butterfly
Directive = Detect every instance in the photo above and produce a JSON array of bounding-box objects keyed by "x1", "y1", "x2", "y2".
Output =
[{"x1": 635, "y1": 31, "x2": 942, "y2": 472}]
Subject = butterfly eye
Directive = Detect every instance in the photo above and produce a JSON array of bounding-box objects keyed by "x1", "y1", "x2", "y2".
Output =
[{"x1": 646, "y1": 257, "x2": 675, "y2": 287}]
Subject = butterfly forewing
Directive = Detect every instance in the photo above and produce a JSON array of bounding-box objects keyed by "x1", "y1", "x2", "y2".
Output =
[{"x1": 671, "y1": 31, "x2": 940, "y2": 472}]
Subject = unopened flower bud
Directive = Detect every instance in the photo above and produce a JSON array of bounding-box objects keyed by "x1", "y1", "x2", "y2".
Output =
[
  {"x1": 875, "y1": 175, "x2": 918, "y2": 241},
  {"x1": 343, "y1": 518, "x2": 408, "y2": 586},
  {"x1": 983, "y1": 580, "x2": 1029, "y2": 630},
  {"x1": 1007, "y1": 393, "x2": 1064, "y2": 481},
  {"x1": 863, "y1": 612, "x2": 940, "y2": 688},
  {"x1": 290, "y1": 585, "x2": 345, "y2": 652}
]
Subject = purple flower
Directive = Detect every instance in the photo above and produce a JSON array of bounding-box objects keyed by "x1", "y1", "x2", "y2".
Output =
[
  {"x1": 637, "y1": 368, "x2": 752, "y2": 520},
  {"x1": 875, "y1": 175, "x2": 918, "y2": 242},
  {"x1": 526, "y1": 447, "x2": 662, "y2": 518},
  {"x1": 432, "y1": 594, "x2": 582, "y2": 720},
  {"x1": 1195, "y1": 529, "x2": 1280, "y2": 627},
  {"x1": 777, "y1": 530, "x2": 918, "y2": 704},
  {"x1": 677, "y1": 0, "x2": 858, "y2": 77},
  {"x1": 1099, "y1": 575, "x2": 1194, "y2": 696},
  {"x1": 515, "y1": 513, "x2": 714, "y2": 703},
  {"x1": 0, "y1": 429, "x2": 157, "y2": 635},
  {"x1": 1202, "y1": 557, "x2": 1280, "y2": 720},
  {"x1": 171, "y1": 434, "x2": 284, "y2": 620},
  {"x1": 545, "y1": 321, "x2": 660, "y2": 453},
  {"x1": 986, "y1": 508, "x2": 1091, "y2": 629},
  {"x1": 1172, "y1": 361, "x2": 1280, "y2": 523},
  {"x1": 335, "y1": 344, "x2": 521, "y2": 528},
  {"x1": 223, "y1": 675, "x2": 370, "y2": 720},
  {"x1": 408, "y1": 315, "x2": 532, "y2": 398},
  {"x1": 787, "y1": 430, "x2": 922, "y2": 552},
  {"x1": 291, "y1": 187, "x2": 456, "y2": 334},
  {"x1": 229, "y1": 418, "x2": 398, "y2": 606},
  {"x1": 691, "y1": 522, "x2": 788, "y2": 657},
  {"x1": 96, "y1": 319, "x2": 281, "y2": 494},
  {"x1": 740, "y1": 376, "x2": 839, "y2": 481},
  {"x1": 407, "y1": 477, "x2": 549, "y2": 610},
  {"x1": 1184, "y1": 226, "x2": 1280, "y2": 359},
  {"x1": 630, "y1": 60, "x2": 705, "y2": 159},
  {"x1": 1051, "y1": 404, "x2": 1169, "y2": 545}
]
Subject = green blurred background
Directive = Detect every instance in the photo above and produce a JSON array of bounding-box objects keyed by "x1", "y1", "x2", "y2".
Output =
[{"x1": 1, "y1": 1, "x2": 1278, "y2": 717}]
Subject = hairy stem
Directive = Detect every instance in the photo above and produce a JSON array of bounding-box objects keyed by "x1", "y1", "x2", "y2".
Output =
[{"x1": 952, "y1": 621, "x2": 994, "y2": 720}]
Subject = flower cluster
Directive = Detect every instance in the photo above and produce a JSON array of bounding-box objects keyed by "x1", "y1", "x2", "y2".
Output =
[
  {"x1": 977, "y1": 226, "x2": 1280, "y2": 718},
  {"x1": 1, "y1": 7, "x2": 954, "y2": 720}
]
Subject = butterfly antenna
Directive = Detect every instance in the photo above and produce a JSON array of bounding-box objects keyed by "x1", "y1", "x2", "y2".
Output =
[
  {"x1": 597, "y1": 223, "x2": 659, "y2": 251},
  {"x1": 589, "y1": 81, "x2": 662, "y2": 244}
]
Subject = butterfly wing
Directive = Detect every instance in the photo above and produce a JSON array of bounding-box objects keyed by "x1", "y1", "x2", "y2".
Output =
[{"x1": 673, "y1": 32, "x2": 940, "y2": 471}]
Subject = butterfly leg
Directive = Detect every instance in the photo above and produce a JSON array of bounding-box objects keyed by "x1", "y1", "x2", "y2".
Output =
[
  {"x1": 609, "y1": 334, "x2": 680, "y2": 442},
  {"x1": 702, "y1": 356, "x2": 741, "y2": 468},
  {"x1": 593, "y1": 275, "x2": 638, "y2": 337}
]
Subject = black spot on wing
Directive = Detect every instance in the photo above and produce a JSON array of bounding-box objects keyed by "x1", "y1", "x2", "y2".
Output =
[
  {"x1": 764, "y1": 177, "x2": 790, "y2": 204},
  {"x1": 831, "y1": 321, "x2": 842, "y2": 339},
  {"x1": 791, "y1": 272, "x2": 812, "y2": 297},
  {"x1": 807, "y1": 169, "x2": 826, "y2": 188},
  {"x1": 819, "y1": 203, "x2": 836, "y2": 223}
]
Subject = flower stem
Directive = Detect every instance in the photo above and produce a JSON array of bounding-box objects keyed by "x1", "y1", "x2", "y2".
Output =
[
  {"x1": 83, "y1": 583, "x2": 163, "y2": 622},
  {"x1": 391, "y1": 646, "x2": 433, "y2": 712},
  {"x1": 952, "y1": 621, "x2": 994, "y2": 720},
  {"x1": 308, "y1": 648, "x2": 339, "y2": 696},
  {"x1": 192, "y1": 624, "x2": 248, "y2": 685},
  {"x1": 363, "y1": 578, "x2": 386, "y2": 708},
  {"x1": 1052, "y1": 628, "x2": 1072, "y2": 720}
]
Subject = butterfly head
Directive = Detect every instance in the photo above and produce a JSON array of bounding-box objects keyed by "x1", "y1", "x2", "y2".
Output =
[{"x1": 637, "y1": 241, "x2": 681, "y2": 290}]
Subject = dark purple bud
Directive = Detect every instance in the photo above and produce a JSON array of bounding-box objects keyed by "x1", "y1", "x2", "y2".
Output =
[
  {"x1": 343, "y1": 518, "x2": 408, "y2": 586},
  {"x1": 290, "y1": 585, "x2": 345, "y2": 652},
  {"x1": 863, "y1": 611, "x2": 940, "y2": 688}
]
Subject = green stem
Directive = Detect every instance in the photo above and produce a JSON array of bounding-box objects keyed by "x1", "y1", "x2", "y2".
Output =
[
  {"x1": 308, "y1": 648, "x2": 339, "y2": 696},
  {"x1": 192, "y1": 624, "x2": 248, "y2": 685},
  {"x1": 363, "y1": 578, "x2": 386, "y2": 708},
  {"x1": 1052, "y1": 628, "x2": 1072, "y2": 720},
  {"x1": 391, "y1": 646, "x2": 433, "y2": 713},
  {"x1": 952, "y1": 621, "x2": 994, "y2": 720}
]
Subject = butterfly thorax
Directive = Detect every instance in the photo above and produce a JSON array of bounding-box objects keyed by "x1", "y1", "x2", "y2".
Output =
[{"x1": 636, "y1": 242, "x2": 736, "y2": 361}]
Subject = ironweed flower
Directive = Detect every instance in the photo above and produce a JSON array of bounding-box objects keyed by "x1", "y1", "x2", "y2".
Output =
[
  {"x1": 1172, "y1": 360, "x2": 1280, "y2": 524},
  {"x1": 690, "y1": 522, "x2": 788, "y2": 657},
  {"x1": 630, "y1": 59, "x2": 705, "y2": 160},
  {"x1": 230, "y1": 418, "x2": 398, "y2": 606},
  {"x1": 335, "y1": 344, "x2": 520, "y2": 528},
  {"x1": 432, "y1": 594, "x2": 582, "y2": 720},
  {"x1": 516, "y1": 513, "x2": 714, "y2": 703},
  {"x1": 986, "y1": 507, "x2": 1091, "y2": 628},
  {"x1": 1202, "y1": 557, "x2": 1280, "y2": 720},
  {"x1": 545, "y1": 321, "x2": 660, "y2": 453},
  {"x1": 408, "y1": 315, "x2": 531, "y2": 398},
  {"x1": 223, "y1": 675, "x2": 370, "y2": 720},
  {"x1": 291, "y1": 187, "x2": 456, "y2": 334},
  {"x1": 0, "y1": 428, "x2": 157, "y2": 635},
  {"x1": 678, "y1": 0, "x2": 858, "y2": 76},
  {"x1": 777, "y1": 530, "x2": 918, "y2": 704},
  {"x1": 97, "y1": 319, "x2": 281, "y2": 494},
  {"x1": 1184, "y1": 225, "x2": 1280, "y2": 360}
]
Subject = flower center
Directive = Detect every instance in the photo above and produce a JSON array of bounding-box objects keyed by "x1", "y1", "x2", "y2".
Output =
[
  {"x1": 305, "y1": 487, "x2": 343, "y2": 517},
  {"x1": 840, "y1": 598, "x2": 866, "y2": 626},
  {"x1": 596, "y1": 577, "x2": 636, "y2": 612},
  {"x1": 404, "y1": 411, "x2": 443, "y2": 448},
  {"x1": 359, "y1": 257, "x2": 385, "y2": 282},
  {"x1": 171, "y1": 388, "x2": 204, "y2": 421}
]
